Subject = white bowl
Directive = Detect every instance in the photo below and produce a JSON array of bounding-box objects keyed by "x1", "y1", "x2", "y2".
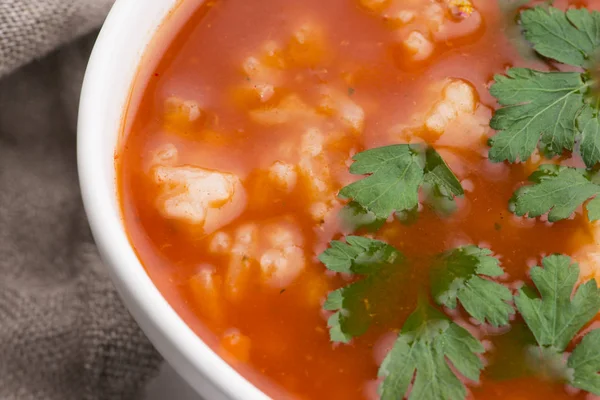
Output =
[{"x1": 77, "y1": 1, "x2": 269, "y2": 399}]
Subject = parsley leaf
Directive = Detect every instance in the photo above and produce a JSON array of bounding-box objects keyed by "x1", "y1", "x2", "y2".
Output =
[
  {"x1": 339, "y1": 144, "x2": 463, "y2": 219},
  {"x1": 379, "y1": 298, "x2": 484, "y2": 400},
  {"x1": 430, "y1": 246, "x2": 514, "y2": 327},
  {"x1": 568, "y1": 329, "x2": 600, "y2": 394},
  {"x1": 578, "y1": 106, "x2": 600, "y2": 168},
  {"x1": 322, "y1": 242, "x2": 514, "y2": 343},
  {"x1": 489, "y1": 68, "x2": 588, "y2": 162},
  {"x1": 521, "y1": 7, "x2": 600, "y2": 68},
  {"x1": 514, "y1": 254, "x2": 600, "y2": 352},
  {"x1": 587, "y1": 196, "x2": 600, "y2": 220},
  {"x1": 510, "y1": 164, "x2": 600, "y2": 222},
  {"x1": 423, "y1": 147, "x2": 464, "y2": 199},
  {"x1": 489, "y1": 7, "x2": 600, "y2": 166},
  {"x1": 320, "y1": 236, "x2": 405, "y2": 343},
  {"x1": 514, "y1": 255, "x2": 600, "y2": 394}
]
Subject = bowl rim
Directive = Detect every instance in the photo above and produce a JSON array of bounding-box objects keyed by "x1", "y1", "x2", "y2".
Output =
[{"x1": 77, "y1": 1, "x2": 269, "y2": 399}]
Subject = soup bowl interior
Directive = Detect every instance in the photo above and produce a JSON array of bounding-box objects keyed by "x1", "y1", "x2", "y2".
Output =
[{"x1": 77, "y1": 0, "x2": 268, "y2": 399}]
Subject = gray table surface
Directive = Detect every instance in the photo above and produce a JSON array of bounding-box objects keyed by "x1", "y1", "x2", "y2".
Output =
[{"x1": 144, "y1": 364, "x2": 202, "y2": 400}]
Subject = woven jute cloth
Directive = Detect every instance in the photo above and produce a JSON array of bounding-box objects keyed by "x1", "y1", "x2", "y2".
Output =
[{"x1": 0, "y1": 1, "x2": 163, "y2": 399}]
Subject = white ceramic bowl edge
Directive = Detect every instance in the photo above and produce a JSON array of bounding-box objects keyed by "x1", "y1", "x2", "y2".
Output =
[{"x1": 77, "y1": 1, "x2": 270, "y2": 399}]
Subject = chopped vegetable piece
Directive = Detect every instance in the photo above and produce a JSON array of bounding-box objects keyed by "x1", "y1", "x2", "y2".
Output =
[
  {"x1": 510, "y1": 165, "x2": 600, "y2": 222},
  {"x1": 339, "y1": 144, "x2": 463, "y2": 219},
  {"x1": 430, "y1": 245, "x2": 513, "y2": 327},
  {"x1": 319, "y1": 236, "x2": 405, "y2": 343},
  {"x1": 514, "y1": 254, "x2": 600, "y2": 352},
  {"x1": 379, "y1": 298, "x2": 484, "y2": 400}
]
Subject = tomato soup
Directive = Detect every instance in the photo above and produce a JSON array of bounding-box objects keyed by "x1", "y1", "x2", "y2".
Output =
[{"x1": 118, "y1": 0, "x2": 600, "y2": 398}]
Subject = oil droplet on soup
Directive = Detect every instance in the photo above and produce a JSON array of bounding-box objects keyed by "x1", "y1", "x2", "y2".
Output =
[{"x1": 118, "y1": 0, "x2": 600, "y2": 398}]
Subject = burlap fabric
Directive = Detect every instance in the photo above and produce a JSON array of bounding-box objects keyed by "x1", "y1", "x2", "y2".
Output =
[{"x1": 0, "y1": 1, "x2": 163, "y2": 399}]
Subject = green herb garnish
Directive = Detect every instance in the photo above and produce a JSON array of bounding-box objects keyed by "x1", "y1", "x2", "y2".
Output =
[
  {"x1": 521, "y1": 7, "x2": 600, "y2": 68},
  {"x1": 510, "y1": 164, "x2": 600, "y2": 222},
  {"x1": 515, "y1": 255, "x2": 600, "y2": 351},
  {"x1": 320, "y1": 236, "x2": 406, "y2": 343},
  {"x1": 322, "y1": 242, "x2": 510, "y2": 343},
  {"x1": 317, "y1": 5, "x2": 600, "y2": 398},
  {"x1": 515, "y1": 255, "x2": 600, "y2": 394},
  {"x1": 568, "y1": 329, "x2": 600, "y2": 393},
  {"x1": 379, "y1": 298, "x2": 484, "y2": 400},
  {"x1": 339, "y1": 144, "x2": 463, "y2": 220},
  {"x1": 489, "y1": 68, "x2": 588, "y2": 162},
  {"x1": 430, "y1": 245, "x2": 514, "y2": 327},
  {"x1": 489, "y1": 7, "x2": 600, "y2": 167}
]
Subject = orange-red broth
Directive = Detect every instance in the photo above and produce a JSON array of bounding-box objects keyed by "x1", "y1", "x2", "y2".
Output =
[{"x1": 119, "y1": 0, "x2": 600, "y2": 398}]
